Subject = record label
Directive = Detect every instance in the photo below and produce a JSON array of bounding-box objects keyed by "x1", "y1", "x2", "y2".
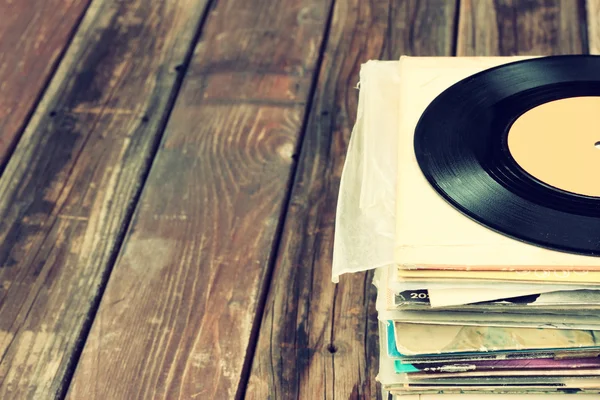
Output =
[{"x1": 508, "y1": 96, "x2": 600, "y2": 197}]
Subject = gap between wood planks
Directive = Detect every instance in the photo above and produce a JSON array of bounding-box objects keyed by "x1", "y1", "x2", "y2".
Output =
[
  {"x1": 233, "y1": 1, "x2": 338, "y2": 398},
  {"x1": 242, "y1": 0, "x2": 459, "y2": 398},
  {"x1": 65, "y1": 0, "x2": 339, "y2": 398},
  {"x1": 56, "y1": 1, "x2": 220, "y2": 397},
  {"x1": 0, "y1": 0, "x2": 92, "y2": 177},
  {"x1": 0, "y1": 0, "x2": 217, "y2": 397},
  {"x1": 452, "y1": 0, "x2": 462, "y2": 56}
]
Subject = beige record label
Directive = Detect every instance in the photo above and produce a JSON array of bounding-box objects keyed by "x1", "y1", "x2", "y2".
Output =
[{"x1": 507, "y1": 96, "x2": 600, "y2": 197}]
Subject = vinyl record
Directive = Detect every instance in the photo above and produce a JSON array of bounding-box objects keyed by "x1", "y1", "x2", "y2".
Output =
[{"x1": 414, "y1": 55, "x2": 600, "y2": 256}]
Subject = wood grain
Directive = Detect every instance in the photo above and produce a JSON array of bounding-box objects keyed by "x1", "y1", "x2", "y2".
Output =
[
  {"x1": 0, "y1": 0, "x2": 211, "y2": 397},
  {"x1": 245, "y1": 1, "x2": 457, "y2": 399},
  {"x1": 457, "y1": 0, "x2": 587, "y2": 55},
  {"x1": 587, "y1": 0, "x2": 600, "y2": 53},
  {"x1": 66, "y1": 0, "x2": 334, "y2": 399},
  {"x1": 0, "y1": 0, "x2": 91, "y2": 172}
]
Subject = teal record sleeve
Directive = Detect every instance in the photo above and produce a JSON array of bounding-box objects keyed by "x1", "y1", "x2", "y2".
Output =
[{"x1": 385, "y1": 320, "x2": 419, "y2": 373}]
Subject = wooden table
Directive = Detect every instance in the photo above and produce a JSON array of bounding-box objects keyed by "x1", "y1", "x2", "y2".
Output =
[{"x1": 0, "y1": 0, "x2": 597, "y2": 398}]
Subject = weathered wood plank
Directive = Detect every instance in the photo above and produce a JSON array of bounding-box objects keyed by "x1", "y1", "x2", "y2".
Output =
[
  {"x1": 245, "y1": 1, "x2": 457, "y2": 399},
  {"x1": 0, "y1": 0, "x2": 211, "y2": 397},
  {"x1": 587, "y1": 0, "x2": 600, "y2": 53},
  {"x1": 0, "y1": 0, "x2": 91, "y2": 171},
  {"x1": 457, "y1": 0, "x2": 586, "y2": 55},
  {"x1": 66, "y1": 1, "x2": 334, "y2": 399}
]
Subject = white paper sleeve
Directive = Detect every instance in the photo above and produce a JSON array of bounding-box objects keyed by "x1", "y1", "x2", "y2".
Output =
[{"x1": 331, "y1": 60, "x2": 400, "y2": 282}]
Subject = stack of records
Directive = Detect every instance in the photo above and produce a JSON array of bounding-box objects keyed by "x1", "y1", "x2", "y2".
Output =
[
  {"x1": 333, "y1": 55, "x2": 600, "y2": 398},
  {"x1": 378, "y1": 266, "x2": 600, "y2": 397}
]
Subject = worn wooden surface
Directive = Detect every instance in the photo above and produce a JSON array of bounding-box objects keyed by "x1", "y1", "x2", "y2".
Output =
[
  {"x1": 67, "y1": 0, "x2": 334, "y2": 399},
  {"x1": 457, "y1": 0, "x2": 586, "y2": 55},
  {"x1": 588, "y1": 0, "x2": 600, "y2": 53},
  {"x1": 0, "y1": 0, "x2": 596, "y2": 399},
  {"x1": 245, "y1": 1, "x2": 457, "y2": 399},
  {"x1": 0, "y1": 0, "x2": 90, "y2": 172},
  {"x1": 0, "y1": 0, "x2": 211, "y2": 397}
]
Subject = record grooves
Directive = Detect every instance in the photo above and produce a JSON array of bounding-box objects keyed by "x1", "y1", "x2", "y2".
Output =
[{"x1": 414, "y1": 55, "x2": 600, "y2": 256}]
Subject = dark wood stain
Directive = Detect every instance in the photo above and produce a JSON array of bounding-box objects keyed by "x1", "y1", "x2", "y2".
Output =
[
  {"x1": 457, "y1": 0, "x2": 585, "y2": 55},
  {"x1": 0, "y1": 0, "x2": 91, "y2": 173},
  {"x1": 0, "y1": 0, "x2": 212, "y2": 397},
  {"x1": 67, "y1": 0, "x2": 334, "y2": 399}
]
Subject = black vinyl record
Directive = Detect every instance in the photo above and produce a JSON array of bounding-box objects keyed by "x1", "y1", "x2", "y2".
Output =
[{"x1": 414, "y1": 55, "x2": 600, "y2": 256}]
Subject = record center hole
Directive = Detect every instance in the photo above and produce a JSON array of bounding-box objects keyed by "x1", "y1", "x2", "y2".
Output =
[{"x1": 595, "y1": 141, "x2": 600, "y2": 149}]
